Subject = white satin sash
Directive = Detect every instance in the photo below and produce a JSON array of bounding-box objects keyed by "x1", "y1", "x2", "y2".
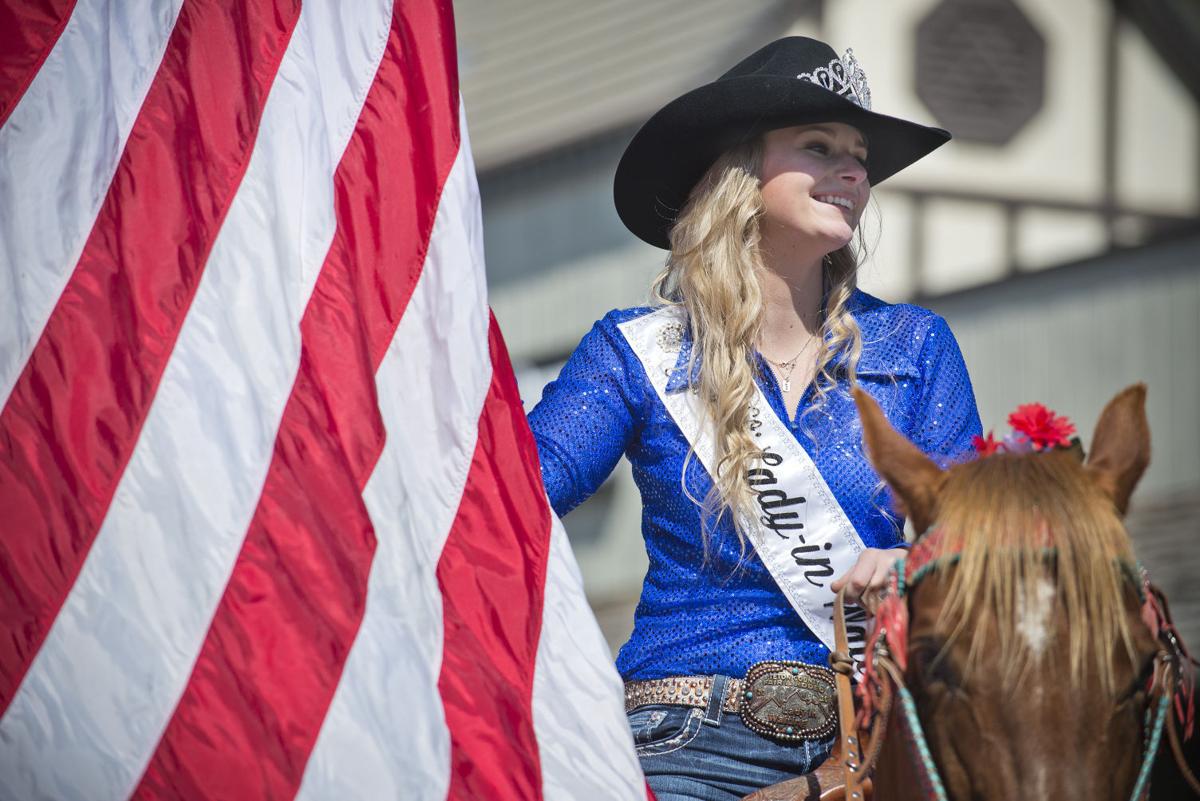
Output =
[{"x1": 618, "y1": 307, "x2": 870, "y2": 665}]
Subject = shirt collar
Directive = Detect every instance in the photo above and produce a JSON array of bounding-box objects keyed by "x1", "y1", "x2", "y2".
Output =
[{"x1": 663, "y1": 290, "x2": 918, "y2": 394}]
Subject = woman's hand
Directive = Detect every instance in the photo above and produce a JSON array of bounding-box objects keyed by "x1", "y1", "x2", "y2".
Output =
[{"x1": 830, "y1": 547, "x2": 907, "y2": 614}]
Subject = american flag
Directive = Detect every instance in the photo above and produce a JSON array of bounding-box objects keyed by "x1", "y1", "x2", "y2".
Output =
[{"x1": 0, "y1": 1, "x2": 647, "y2": 798}]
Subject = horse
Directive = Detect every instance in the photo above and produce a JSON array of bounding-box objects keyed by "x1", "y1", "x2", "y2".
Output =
[{"x1": 744, "y1": 384, "x2": 1196, "y2": 800}]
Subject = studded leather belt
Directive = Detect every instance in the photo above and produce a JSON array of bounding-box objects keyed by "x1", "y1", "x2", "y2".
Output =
[{"x1": 624, "y1": 660, "x2": 838, "y2": 743}]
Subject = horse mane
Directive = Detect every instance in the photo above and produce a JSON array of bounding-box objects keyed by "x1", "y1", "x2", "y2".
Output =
[{"x1": 927, "y1": 449, "x2": 1140, "y2": 693}]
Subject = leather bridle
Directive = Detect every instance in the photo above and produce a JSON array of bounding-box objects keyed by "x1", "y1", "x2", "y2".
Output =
[{"x1": 829, "y1": 554, "x2": 1200, "y2": 800}]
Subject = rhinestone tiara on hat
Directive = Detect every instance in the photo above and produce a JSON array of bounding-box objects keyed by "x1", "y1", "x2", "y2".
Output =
[{"x1": 796, "y1": 48, "x2": 872, "y2": 111}]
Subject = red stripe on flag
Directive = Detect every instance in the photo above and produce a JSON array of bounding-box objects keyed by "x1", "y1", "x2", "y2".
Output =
[
  {"x1": 437, "y1": 314, "x2": 551, "y2": 801},
  {"x1": 0, "y1": 0, "x2": 301, "y2": 715},
  {"x1": 0, "y1": 0, "x2": 76, "y2": 128},
  {"x1": 131, "y1": 3, "x2": 460, "y2": 798}
]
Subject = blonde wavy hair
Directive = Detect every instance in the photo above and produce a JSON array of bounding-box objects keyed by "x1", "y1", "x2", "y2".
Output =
[{"x1": 650, "y1": 139, "x2": 866, "y2": 553}]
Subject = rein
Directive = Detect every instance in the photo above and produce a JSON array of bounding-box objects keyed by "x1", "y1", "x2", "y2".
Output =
[{"x1": 829, "y1": 551, "x2": 1200, "y2": 800}]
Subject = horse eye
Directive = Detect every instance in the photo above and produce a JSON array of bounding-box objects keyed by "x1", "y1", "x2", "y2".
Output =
[{"x1": 910, "y1": 638, "x2": 960, "y2": 689}]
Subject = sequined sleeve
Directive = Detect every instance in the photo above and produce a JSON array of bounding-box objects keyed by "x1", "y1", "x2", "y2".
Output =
[
  {"x1": 527, "y1": 313, "x2": 643, "y2": 517},
  {"x1": 911, "y1": 315, "x2": 982, "y2": 466}
]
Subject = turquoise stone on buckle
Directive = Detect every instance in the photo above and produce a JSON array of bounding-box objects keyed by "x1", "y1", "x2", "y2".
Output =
[{"x1": 739, "y1": 660, "x2": 838, "y2": 744}]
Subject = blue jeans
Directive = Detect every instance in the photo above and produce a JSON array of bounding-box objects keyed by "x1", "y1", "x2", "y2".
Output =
[{"x1": 628, "y1": 675, "x2": 835, "y2": 801}]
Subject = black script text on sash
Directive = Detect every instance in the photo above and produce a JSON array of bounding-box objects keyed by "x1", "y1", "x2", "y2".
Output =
[
  {"x1": 747, "y1": 447, "x2": 806, "y2": 539},
  {"x1": 791, "y1": 541, "x2": 835, "y2": 587}
]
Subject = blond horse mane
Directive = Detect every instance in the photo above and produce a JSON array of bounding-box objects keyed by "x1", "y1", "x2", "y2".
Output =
[{"x1": 927, "y1": 450, "x2": 1140, "y2": 693}]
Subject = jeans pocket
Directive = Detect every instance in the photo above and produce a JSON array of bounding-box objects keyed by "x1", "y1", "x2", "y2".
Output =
[{"x1": 627, "y1": 705, "x2": 704, "y2": 756}]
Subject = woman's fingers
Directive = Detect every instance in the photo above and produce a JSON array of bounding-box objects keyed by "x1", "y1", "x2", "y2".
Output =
[
  {"x1": 832, "y1": 560, "x2": 873, "y2": 601},
  {"x1": 831, "y1": 548, "x2": 905, "y2": 613},
  {"x1": 871, "y1": 559, "x2": 893, "y2": 592},
  {"x1": 830, "y1": 560, "x2": 863, "y2": 594}
]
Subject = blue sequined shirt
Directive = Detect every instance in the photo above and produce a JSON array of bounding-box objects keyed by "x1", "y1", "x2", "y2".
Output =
[{"x1": 528, "y1": 290, "x2": 981, "y2": 681}]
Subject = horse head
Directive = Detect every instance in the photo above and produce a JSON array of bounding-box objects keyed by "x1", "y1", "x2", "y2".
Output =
[{"x1": 855, "y1": 384, "x2": 1172, "y2": 801}]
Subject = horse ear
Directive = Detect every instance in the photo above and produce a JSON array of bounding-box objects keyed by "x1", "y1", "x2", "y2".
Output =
[
  {"x1": 853, "y1": 388, "x2": 946, "y2": 534},
  {"x1": 1085, "y1": 383, "x2": 1151, "y2": 517}
]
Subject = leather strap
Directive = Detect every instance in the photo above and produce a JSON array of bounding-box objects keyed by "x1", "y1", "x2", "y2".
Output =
[
  {"x1": 832, "y1": 587, "x2": 870, "y2": 800},
  {"x1": 624, "y1": 675, "x2": 746, "y2": 715},
  {"x1": 1165, "y1": 657, "x2": 1200, "y2": 797}
]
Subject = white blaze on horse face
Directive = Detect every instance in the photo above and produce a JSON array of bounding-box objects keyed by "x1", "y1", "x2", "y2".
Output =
[{"x1": 1016, "y1": 578, "x2": 1056, "y2": 657}]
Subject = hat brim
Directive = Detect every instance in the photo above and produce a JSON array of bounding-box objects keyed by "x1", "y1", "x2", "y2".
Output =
[{"x1": 614, "y1": 75, "x2": 951, "y2": 249}]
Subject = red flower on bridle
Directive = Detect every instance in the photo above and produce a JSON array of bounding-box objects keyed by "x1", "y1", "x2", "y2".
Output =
[
  {"x1": 1008, "y1": 403, "x2": 1076, "y2": 450},
  {"x1": 971, "y1": 431, "x2": 1003, "y2": 456},
  {"x1": 973, "y1": 402, "x2": 1077, "y2": 456}
]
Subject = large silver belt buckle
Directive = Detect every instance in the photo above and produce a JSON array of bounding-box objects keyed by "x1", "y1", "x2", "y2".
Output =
[{"x1": 739, "y1": 661, "x2": 837, "y2": 743}]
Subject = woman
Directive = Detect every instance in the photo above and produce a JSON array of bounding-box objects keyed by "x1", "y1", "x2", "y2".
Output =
[{"x1": 528, "y1": 37, "x2": 981, "y2": 800}]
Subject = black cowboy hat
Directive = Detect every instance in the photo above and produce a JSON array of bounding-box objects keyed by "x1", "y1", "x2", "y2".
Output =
[{"x1": 614, "y1": 36, "x2": 951, "y2": 249}]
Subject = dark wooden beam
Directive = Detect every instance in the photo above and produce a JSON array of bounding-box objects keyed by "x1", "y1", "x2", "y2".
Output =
[{"x1": 1112, "y1": 0, "x2": 1200, "y2": 105}]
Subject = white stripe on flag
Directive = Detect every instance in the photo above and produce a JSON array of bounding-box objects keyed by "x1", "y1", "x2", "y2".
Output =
[
  {"x1": 298, "y1": 101, "x2": 648, "y2": 801},
  {"x1": 0, "y1": 0, "x2": 184, "y2": 407},
  {"x1": 533, "y1": 517, "x2": 647, "y2": 800},
  {"x1": 295, "y1": 105, "x2": 487, "y2": 801},
  {"x1": 0, "y1": 3, "x2": 394, "y2": 799}
]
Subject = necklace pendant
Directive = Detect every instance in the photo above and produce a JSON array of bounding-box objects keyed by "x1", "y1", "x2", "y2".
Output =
[{"x1": 782, "y1": 378, "x2": 791, "y2": 393}]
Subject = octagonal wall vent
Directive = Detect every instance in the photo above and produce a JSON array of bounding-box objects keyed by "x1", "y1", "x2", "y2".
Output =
[{"x1": 916, "y1": 0, "x2": 1047, "y2": 145}]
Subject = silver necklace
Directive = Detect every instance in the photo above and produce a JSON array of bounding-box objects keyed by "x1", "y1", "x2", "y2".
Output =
[{"x1": 762, "y1": 338, "x2": 816, "y2": 393}]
